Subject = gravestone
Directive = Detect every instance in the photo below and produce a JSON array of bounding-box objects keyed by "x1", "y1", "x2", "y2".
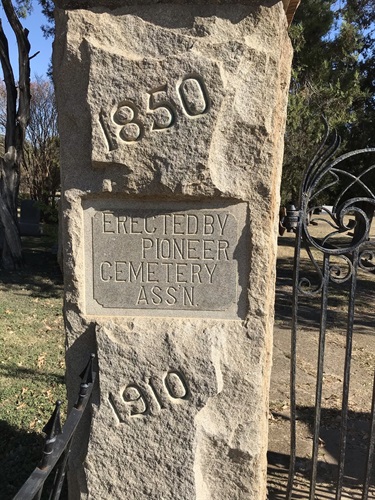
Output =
[
  {"x1": 53, "y1": 1, "x2": 297, "y2": 498},
  {"x1": 19, "y1": 200, "x2": 41, "y2": 236}
]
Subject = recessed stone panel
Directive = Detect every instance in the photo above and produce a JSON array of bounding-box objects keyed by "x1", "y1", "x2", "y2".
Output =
[
  {"x1": 88, "y1": 43, "x2": 223, "y2": 174},
  {"x1": 84, "y1": 199, "x2": 248, "y2": 318}
]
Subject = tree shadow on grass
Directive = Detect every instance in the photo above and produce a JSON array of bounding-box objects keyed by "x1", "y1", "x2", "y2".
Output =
[
  {"x1": 0, "y1": 419, "x2": 69, "y2": 500},
  {"x1": 0, "y1": 235, "x2": 63, "y2": 299},
  {"x1": 0, "y1": 420, "x2": 44, "y2": 499},
  {"x1": 0, "y1": 363, "x2": 65, "y2": 384},
  {"x1": 0, "y1": 233, "x2": 68, "y2": 498}
]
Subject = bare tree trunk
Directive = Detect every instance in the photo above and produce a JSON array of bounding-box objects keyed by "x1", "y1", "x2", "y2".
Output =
[
  {"x1": 0, "y1": 0, "x2": 31, "y2": 269},
  {"x1": 0, "y1": 151, "x2": 22, "y2": 267},
  {"x1": 0, "y1": 180, "x2": 22, "y2": 268}
]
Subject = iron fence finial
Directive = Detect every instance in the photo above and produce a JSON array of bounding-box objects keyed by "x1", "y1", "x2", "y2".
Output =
[{"x1": 40, "y1": 400, "x2": 62, "y2": 469}]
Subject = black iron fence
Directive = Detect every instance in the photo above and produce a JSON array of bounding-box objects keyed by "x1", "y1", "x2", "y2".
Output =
[
  {"x1": 285, "y1": 126, "x2": 375, "y2": 499},
  {"x1": 13, "y1": 354, "x2": 96, "y2": 500}
]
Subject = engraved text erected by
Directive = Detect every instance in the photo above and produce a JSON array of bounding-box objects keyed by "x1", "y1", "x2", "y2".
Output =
[{"x1": 87, "y1": 203, "x2": 242, "y2": 312}]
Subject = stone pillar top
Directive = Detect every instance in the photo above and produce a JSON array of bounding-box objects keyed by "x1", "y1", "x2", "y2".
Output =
[{"x1": 54, "y1": 0, "x2": 300, "y2": 25}]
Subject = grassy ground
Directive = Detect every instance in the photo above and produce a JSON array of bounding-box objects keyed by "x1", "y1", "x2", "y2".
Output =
[{"x1": 0, "y1": 229, "x2": 66, "y2": 499}]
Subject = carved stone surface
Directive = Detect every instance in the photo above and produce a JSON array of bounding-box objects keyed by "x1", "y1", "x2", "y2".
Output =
[{"x1": 53, "y1": 1, "x2": 293, "y2": 498}]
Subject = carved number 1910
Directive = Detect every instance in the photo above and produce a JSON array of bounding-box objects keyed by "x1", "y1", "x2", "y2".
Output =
[
  {"x1": 100, "y1": 76, "x2": 209, "y2": 148},
  {"x1": 108, "y1": 369, "x2": 190, "y2": 421}
]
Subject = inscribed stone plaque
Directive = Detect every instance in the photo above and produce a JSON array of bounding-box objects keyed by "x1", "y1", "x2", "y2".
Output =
[{"x1": 83, "y1": 199, "x2": 248, "y2": 318}]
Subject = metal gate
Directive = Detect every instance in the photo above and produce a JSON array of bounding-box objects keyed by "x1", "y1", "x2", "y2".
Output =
[{"x1": 270, "y1": 126, "x2": 375, "y2": 499}]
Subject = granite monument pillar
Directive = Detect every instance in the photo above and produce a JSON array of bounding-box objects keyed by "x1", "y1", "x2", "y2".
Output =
[{"x1": 53, "y1": 1, "x2": 297, "y2": 498}]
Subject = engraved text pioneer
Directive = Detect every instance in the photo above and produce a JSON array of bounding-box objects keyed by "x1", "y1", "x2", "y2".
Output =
[{"x1": 84, "y1": 201, "x2": 247, "y2": 315}]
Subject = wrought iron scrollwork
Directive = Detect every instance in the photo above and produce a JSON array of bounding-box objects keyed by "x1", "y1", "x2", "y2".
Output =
[
  {"x1": 359, "y1": 246, "x2": 375, "y2": 274},
  {"x1": 328, "y1": 254, "x2": 354, "y2": 284},
  {"x1": 295, "y1": 119, "x2": 375, "y2": 292},
  {"x1": 287, "y1": 119, "x2": 375, "y2": 500},
  {"x1": 297, "y1": 243, "x2": 324, "y2": 296}
]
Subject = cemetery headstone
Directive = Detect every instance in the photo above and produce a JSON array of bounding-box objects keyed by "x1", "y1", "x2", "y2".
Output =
[
  {"x1": 53, "y1": 1, "x2": 298, "y2": 498},
  {"x1": 19, "y1": 200, "x2": 41, "y2": 236}
]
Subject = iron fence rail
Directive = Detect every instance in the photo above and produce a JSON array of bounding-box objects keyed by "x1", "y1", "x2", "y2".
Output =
[{"x1": 13, "y1": 354, "x2": 96, "y2": 500}]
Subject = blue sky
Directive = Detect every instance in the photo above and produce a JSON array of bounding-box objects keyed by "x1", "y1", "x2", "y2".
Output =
[{"x1": 2, "y1": 2, "x2": 51, "y2": 80}]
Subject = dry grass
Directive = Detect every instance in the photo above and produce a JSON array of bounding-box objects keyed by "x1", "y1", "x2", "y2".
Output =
[{"x1": 0, "y1": 232, "x2": 66, "y2": 499}]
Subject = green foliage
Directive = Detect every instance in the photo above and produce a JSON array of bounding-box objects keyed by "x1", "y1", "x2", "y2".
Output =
[
  {"x1": 38, "y1": 0, "x2": 54, "y2": 37},
  {"x1": 35, "y1": 198, "x2": 59, "y2": 223},
  {"x1": 3, "y1": 0, "x2": 53, "y2": 22},
  {"x1": 282, "y1": 0, "x2": 375, "y2": 203},
  {"x1": 13, "y1": 0, "x2": 32, "y2": 18}
]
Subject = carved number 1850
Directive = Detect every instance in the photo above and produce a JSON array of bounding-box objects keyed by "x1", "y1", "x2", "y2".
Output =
[{"x1": 100, "y1": 76, "x2": 209, "y2": 148}]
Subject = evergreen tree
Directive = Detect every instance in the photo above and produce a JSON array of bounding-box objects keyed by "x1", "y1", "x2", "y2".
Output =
[{"x1": 282, "y1": 0, "x2": 373, "y2": 203}]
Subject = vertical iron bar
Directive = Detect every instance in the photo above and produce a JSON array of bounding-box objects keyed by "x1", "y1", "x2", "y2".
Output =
[
  {"x1": 286, "y1": 209, "x2": 303, "y2": 500},
  {"x1": 362, "y1": 369, "x2": 375, "y2": 500},
  {"x1": 309, "y1": 253, "x2": 330, "y2": 500},
  {"x1": 34, "y1": 485, "x2": 43, "y2": 500},
  {"x1": 49, "y1": 438, "x2": 73, "y2": 500},
  {"x1": 76, "y1": 353, "x2": 95, "y2": 410},
  {"x1": 336, "y1": 250, "x2": 358, "y2": 500}
]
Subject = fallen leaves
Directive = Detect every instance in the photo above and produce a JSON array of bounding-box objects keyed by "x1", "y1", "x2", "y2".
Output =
[{"x1": 37, "y1": 353, "x2": 47, "y2": 369}]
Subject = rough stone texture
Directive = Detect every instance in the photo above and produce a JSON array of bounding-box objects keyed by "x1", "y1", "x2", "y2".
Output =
[
  {"x1": 54, "y1": 0, "x2": 298, "y2": 12},
  {"x1": 54, "y1": 0, "x2": 302, "y2": 26},
  {"x1": 53, "y1": 2, "x2": 292, "y2": 499}
]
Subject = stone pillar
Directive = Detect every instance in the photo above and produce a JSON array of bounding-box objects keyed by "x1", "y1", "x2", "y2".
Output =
[{"x1": 53, "y1": 1, "x2": 293, "y2": 498}]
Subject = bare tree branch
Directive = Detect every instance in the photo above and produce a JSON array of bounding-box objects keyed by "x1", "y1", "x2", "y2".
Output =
[
  {"x1": 29, "y1": 50, "x2": 40, "y2": 60},
  {"x1": 2, "y1": 0, "x2": 31, "y2": 143},
  {"x1": 0, "y1": 18, "x2": 16, "y2": 153},
  {"x1": 0, "y1": 0, "x2": 31, "y2": 269}
]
